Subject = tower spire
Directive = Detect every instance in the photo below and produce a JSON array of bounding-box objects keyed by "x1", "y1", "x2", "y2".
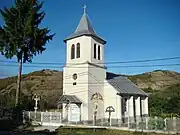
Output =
[
  {"x1": 83, "y1": 5, "x2": 87, "y2": 14},
  {"x1": 64, "y1": 5, "x2": 106, "y2": 44}
]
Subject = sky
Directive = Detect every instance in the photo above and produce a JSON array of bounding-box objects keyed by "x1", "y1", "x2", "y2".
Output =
[{"x1": 0, "y1": 0, "x2": 180, "y2": 77}]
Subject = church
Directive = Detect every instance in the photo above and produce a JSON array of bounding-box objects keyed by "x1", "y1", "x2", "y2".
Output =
[{"x1": 57, "y1": 7, "x2": 148, "y2": 124}]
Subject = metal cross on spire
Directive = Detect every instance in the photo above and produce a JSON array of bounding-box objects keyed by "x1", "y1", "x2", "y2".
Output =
[{"x1": 83, "y1": 5, "x2": 87, "y2": 13}]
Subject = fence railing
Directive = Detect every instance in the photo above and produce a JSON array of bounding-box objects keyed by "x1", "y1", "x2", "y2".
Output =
[
  {"x1": 23, "y1": 111, "x2": 62, "y2": 126},
  {"x1": 23, "y1": 111, "x2": 180, "y2": 133}
]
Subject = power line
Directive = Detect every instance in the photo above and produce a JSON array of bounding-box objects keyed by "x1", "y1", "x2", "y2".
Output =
[
  {"x1": 0, "y1": 56, "x2": 180, "y2": 65},
  {"x1": 0, "y1": 63, "x2": 180, "y2": 68}
]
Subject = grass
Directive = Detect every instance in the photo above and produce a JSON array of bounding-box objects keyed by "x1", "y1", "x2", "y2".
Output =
[
  {"x1": 0, "y1": 125, "x2": 179, "y2": 135},
  {"x1": 55, "y1": 127, "x2": 178, "y2": 135}
]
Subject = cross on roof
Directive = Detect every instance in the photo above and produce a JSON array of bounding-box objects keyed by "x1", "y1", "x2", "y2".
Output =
[{"x1": 83, "y1": 5, "x2": 87, "y2": 13}]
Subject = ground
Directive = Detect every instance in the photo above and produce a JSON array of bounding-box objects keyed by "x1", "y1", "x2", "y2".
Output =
[{"x1": 1, "y1": 127, "x2": 178, "y2": 135}]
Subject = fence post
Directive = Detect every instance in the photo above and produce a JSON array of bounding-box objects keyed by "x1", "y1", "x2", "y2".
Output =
[
  {"x1": 41, "y1": 112, "x2": 43, "y2": 125},
  {"x1": 22, "y1": 111, "x2": 25, "y2": 124},
  {"x1": 173, "y1": 117, "x2": 176, "y2": 131},
  {"x1": 50, "y1": 112, "x2": 52, "y2": 124},
  {"x1": 145, "y1": 117, "x2": 148, "y2": 130},
  {"x1": 164, "y1": 118, "x2": 167, "y2": 131},
  {"x1": 60, "y1": 112, "x2": 61, "y2": 123},
  {"x1": 28, "y1": 111, "x2": 30, "y2": 121},
  {"x1": 155, "y1": 116, "x2": 157, "y2": 131},
  {"x1": 128, "y1": 117, "x2": 130, "y2": 129}
]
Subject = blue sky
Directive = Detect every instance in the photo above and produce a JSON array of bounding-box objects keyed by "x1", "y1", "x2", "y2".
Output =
[{"x1": 0, "y1": 0, "x2": 180, "y2": 77}]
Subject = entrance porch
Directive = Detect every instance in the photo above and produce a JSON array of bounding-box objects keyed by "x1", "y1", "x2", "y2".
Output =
[{"x1": 57, "y1": 95, "x2": 82, "y2": 122}]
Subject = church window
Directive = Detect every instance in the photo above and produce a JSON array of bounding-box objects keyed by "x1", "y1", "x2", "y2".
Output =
[
  {"x1": 73, "y1": 73, "x2": 77, "y2": 80},
  {"x1": 71, "y1": 44, "x2": 75, "y2": 59},
  {"x1": 98, "y1": 45, "x2": 101, "y2": 60},
  {"x1": 94, "y1": 44, "x2": 96, "y2": 59},
  {"x1": 76, "y1": 43, "x2": 80, "y2": 58}
]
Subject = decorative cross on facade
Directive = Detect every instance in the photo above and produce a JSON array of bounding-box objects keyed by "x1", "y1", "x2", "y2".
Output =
[
  {"x1": 83, "y1": 5, "x2": 87, "y2": 13},
  {"x1": 105, "y1": 106, "x2": 115, "y2": 126},
  {"x1": 91, "y1": 92, "x2": 103, "y2": 126}
]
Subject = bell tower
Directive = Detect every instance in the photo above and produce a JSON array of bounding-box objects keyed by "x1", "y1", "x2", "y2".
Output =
[{"x1": 63, "y1": 6, "x2": 106, "y2": 121}]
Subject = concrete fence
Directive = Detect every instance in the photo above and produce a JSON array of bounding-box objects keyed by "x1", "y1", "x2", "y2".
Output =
[
  {"x1": 23, "y1": 111, "x2": 180, "y2": 133},
  {"x1": 23, "y1": 111, "x2": 62, "y2": 126}
]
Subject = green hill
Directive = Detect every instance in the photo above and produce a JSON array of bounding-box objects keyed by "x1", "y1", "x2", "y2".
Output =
[{"x1": 0, "y1": 69, "x2": 179, "y2": 116}]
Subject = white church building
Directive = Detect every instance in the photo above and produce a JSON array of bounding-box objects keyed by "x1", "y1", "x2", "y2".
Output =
[{"x1": 57, "y1": 7, "x2": 148, "y2": 124}]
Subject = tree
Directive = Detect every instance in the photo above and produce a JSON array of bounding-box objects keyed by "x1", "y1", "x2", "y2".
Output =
[{"x1": 0, "y1": 0, "x2": 54, "y2": 106}]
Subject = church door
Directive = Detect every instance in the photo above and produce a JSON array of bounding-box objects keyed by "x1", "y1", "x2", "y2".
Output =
[{"x1": 70, "y1": 104, "x2": 81, "y2": 122}]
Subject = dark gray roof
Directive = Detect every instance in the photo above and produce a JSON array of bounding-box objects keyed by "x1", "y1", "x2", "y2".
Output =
[
  {"x1": 107, "y1": 76, "x2": 148, "y2": 96},
  {"x1": 64, "y1": 12, "x2": 106, "y2": 44},
  {"x1": 57, "y1": 95, "x2": 82, "y2": 104}
]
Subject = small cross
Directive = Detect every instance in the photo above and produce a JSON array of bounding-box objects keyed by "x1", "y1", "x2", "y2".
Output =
[{"x1": 83, "y1": 5, "x2": 87, "y2": 13}]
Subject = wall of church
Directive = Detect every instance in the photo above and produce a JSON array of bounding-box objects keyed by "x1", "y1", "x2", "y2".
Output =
[
  {"x1": 104, "y1": 81, "x2": 122, "y2": 120},
  {"x1": 65, "y1": 36, "x2": 105, "y2": 67},
  {"x1": 87, "y1": 64, "x2": 106, "y2": 120},
  {"x1": 63, "y1": 64, "x2": 89, "y2": 120},
  {"x1": 90, "y1": 38, "x2": 104, "y2": 67},
  {"x1": 66, "y1": 36, "x2": 91, "y2": 64}
]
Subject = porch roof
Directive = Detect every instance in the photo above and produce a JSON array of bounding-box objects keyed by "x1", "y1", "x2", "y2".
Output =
[{"x1": 57, "y1": 95, "x2": 82, "y2": 104}]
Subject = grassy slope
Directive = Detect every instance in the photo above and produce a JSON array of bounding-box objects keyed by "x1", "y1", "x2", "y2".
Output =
[
  {"x1": 0, "y1": 69, "x2": 63, "y2": 109},
  {"x1": 0, "y1": 69, "x2": 180, "y2": 114}
]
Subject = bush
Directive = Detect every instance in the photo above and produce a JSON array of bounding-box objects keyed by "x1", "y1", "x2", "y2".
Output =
[
  {"x1": 156, "y1": 118, "x2": 165, "y2": 130},
  {"x1": 147, "y1": 118, "x2": 165, "y2": 130},
  {"x1": 148, "y1": 118, "x2": 156, "y2": 130}
]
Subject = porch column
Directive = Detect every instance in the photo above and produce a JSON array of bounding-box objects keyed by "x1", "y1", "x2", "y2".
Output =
[
  {"x1": 128, "y1": 96, "x2": 134, "y2": 122},
  {"x1": 141, "y1": 97, "x2": 148, "y2": 117},
  {"x1": 62, "y1": 103, "x2": 66, "y2": 119},
  {"x1": 135, "y1": 97, "x2": 141, "y2": 121}
]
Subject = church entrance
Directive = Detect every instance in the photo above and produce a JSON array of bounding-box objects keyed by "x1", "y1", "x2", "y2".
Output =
[{"x1": 57, "y1": 95, "x2": 82, "y2": 122}]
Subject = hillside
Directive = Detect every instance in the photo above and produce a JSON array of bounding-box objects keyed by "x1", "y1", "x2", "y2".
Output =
[
  {"x1": 127, "y1": 70, "x2": 180, "y2": 91},
  {"x1": 0, "y1": 69, "x2": 180, "y2": 111},
  {"x1": 0, "y1": 69, "x2": 63, "y2": 109}
]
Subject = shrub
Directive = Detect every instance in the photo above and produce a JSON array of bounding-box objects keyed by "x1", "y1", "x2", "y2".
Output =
[{"x1": 148, "y1": 118, "x2": 156, "y2": 130}]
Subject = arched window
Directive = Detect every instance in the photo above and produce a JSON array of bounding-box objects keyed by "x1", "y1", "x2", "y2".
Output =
[
  {"x1": 71, "y1": 44, "x2": 75, "y2": 59},
  {"x1": 76, "y1": 43, "x2": 80, "y2": 58},
  {"x1": 94, "y1": 44, "x2": 96, "y2": 59},
  {"x1": 98, "y1": 45, "x2": 100, "y2": 60}
]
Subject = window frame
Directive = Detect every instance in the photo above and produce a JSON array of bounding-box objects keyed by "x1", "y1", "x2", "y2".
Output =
[
  {"x1": 94, "y1": 44, "x2": 96, "y2": 59},
  {"x1": 71, "y1": 44, "x2": 75, "y2": 59},
  {"x1": 98, "y1": 45, "x2": 101, "y2": 60},
  {"x1": 76, "y1": 43, "x2": 80, "y2": 58}
]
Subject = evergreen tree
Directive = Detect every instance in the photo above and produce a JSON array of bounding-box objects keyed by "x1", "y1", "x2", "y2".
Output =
[{"x1": 0, "y1": 0, "x2": 55, "y2": 106}]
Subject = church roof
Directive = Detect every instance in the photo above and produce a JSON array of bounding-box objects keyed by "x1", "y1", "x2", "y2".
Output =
[
  {"x1": 64, "y1": 9, "x2": 106, "y2": 44},
  {"x1": 107, "y1": 75, "x2": 148, "y2": 96},
  {"x1": 57, "y1": 95, "x2": 82, "y2": 104}
]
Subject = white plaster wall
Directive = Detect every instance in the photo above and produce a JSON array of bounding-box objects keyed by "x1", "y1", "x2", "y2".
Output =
[
  {"x1": 66, "y1": 36, "x2": 105, "y2": 66},
  {"x1": 104, "y1": 81, "x2": 121, "y2": 119},
  {"x1": 91, "y1": 38, "x2": 104, "y2": 67},
  {"x1": 66, "y1": 36, "x2": 91, "y2": 64},
  {"x1": 63, "y1": 64, "x2": 89, "y2": 120},
  {"x1": 87, "y1": 64, "x2": 106, "y2": 120}
]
